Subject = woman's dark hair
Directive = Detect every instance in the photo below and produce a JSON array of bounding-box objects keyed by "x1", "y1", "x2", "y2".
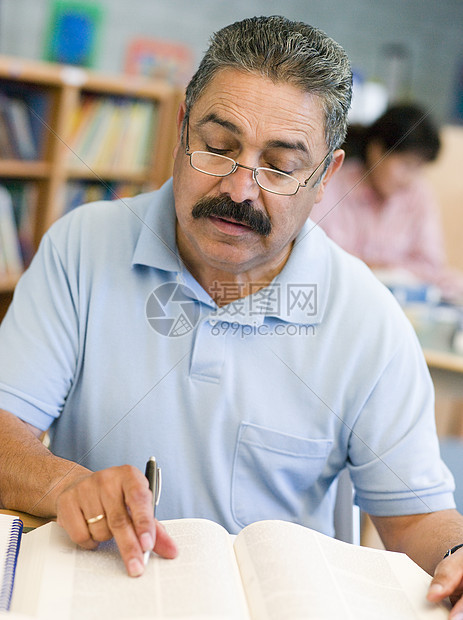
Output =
[{"x1": 344, "y1": 104, "x2": 441, "y2": 163}]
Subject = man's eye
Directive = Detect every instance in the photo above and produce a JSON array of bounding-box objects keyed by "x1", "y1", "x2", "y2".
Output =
[
  {"x1": 206, "y1": 144, "x2": 230, "y2": 156},
  {"x1": 268, "y1": 164, "x2": 294, "y2": 176}
]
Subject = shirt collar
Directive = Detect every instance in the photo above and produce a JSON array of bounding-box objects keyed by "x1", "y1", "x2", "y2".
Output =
[
  {"x1": 131, "y1": 179, "x2": 182, "y2": 273},
  {"x1": 264, "y1": 217, "x2": 330, "y2": 325},
  {"x1": 208, "y1": 218, "x2": 331, "y2": 327},
  {"x1": 132, "y1": 181, "x2": 331, "y2": 325}
]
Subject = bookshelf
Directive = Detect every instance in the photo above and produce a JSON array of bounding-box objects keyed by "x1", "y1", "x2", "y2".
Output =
[{"x1": 0, "y1": 55, "x2": 181, "y2": 319}]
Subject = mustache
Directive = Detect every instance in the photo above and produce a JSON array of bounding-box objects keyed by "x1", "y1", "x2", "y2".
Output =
[{"x1": 191, "y1": 196, "x2": 272, "y2": 237}]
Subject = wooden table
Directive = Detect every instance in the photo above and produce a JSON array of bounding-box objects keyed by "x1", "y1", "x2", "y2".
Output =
[{"x1": 0, "y1": 509, "x2": 51, "y2": 530}]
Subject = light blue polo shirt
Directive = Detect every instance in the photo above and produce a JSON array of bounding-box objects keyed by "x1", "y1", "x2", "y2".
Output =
[{"x1": 0, "y1": 179, "x2": 454, "y2": 535}]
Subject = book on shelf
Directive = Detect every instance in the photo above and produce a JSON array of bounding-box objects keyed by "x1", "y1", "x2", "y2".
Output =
[
  {"x1": 115, "y1": 99, "x2": 158, "y2": 171},
  {"x1": 0, "y1": 185, "x2": 24, "y2": 277},
  {"x1": 0, "y1": 93, "x2": 38, "y2": 161},
  {"x1": 66, "y1": 96, "x2": 100, "y2": 161},
  {"x1": 9, "y1": 518, "x2": 449, "y2": 619},
  {"x1": 93, "y1": 102, "x2": 125, "y2": 169},
  {"x1": 64, "y1": 181, "x2": 143, "y2": 213},
  {"x1": 66, "y1": 96, "x2": 158, "y2": 173},
  {"x1": 1, "y1": 181, "x2": 37, "y2": 269},
  {"x1": 0, "y1": 111, "x2": 15, "y2": 160},
  {"x1": 74, "y1": 99, "x2": 113, "y2": 170}
]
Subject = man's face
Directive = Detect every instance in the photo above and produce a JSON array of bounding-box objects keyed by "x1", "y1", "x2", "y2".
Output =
[{"x1": 172, "y1": 68, "x2": 343, "y2": 277}]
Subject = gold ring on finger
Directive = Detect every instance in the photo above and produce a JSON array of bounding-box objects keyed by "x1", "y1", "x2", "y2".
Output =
[{"x1": 86, "y1": 513, "x2": 106, "y2": 525}]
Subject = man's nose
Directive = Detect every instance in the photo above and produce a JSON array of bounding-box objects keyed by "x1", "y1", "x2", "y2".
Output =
[{"x1": 219, "y1": 163, "x2": 261, "y2": 203}]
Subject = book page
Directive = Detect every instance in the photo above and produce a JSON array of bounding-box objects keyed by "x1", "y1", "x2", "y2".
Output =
[
  {"x1": 12, "y1": 519, "x2": 250, "y2": 619},
  {"x1": 234, "y1": 520, "x2": 449, "y2": 620},
  {"x1": 11, "y1": 521, "x2": 76, "y2": 618}
]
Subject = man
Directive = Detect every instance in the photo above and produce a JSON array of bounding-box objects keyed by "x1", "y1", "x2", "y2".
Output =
[{"x1": 0, "y1": 15, "x2": 462, "y2": 612}]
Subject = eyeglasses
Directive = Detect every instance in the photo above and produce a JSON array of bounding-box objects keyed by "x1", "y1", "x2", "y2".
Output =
[{"x1": 184, "y1": 121, "x2": 331, "y2": 196}]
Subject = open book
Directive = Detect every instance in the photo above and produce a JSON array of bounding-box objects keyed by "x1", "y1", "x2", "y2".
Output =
[{"x1": 11, "y1": 518, "x2": 449, "y2": 619}]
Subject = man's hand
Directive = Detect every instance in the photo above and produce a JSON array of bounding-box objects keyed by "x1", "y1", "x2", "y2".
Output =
[
  {"x1": 372, "y1": 510, "x2": 463, "y2": 617},
  {"x1": 427, "y1": 548, "x2": 463, "y2": 618},
  {"x1": 56, "y1": 465, "x2": 178, "y2": 577}
]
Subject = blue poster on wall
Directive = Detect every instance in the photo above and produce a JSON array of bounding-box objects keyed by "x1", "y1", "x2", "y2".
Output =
[{"x1": 44, "y1": 1, "x2": 103, "y2": 67}]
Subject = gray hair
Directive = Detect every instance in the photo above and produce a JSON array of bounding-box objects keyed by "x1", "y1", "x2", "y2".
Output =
[{"x1": 184, "y1": 15, "x2": 353, "y2": 152}]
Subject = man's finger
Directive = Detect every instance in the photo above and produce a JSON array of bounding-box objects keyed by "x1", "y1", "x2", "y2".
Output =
[
  {"x1": 427, "y1": 555, "x2": 463, "y2": 603},
  {"x1": 106, "y1": 502, "x2": 146, "y2": 577},
  {"x1": 86, "y1": 513, "x2": 112, "y2": 542},
  {"x1": 449, "y1": 596, "x2": 463, "y2": 620},
  {"x1": 118, "y1": 466, "x2": 177, "y2": 562},
  {"x1": 153, "y1": 520, "x2": 178, "y2": 559},
  {"x1": 120, "y1": 466, "x2": 156, "y2": 556},
  {"x1": 57, "y1": 482, "x2": 99, "y2": 551},
  {"x1": 56, "y1": 465, "x2": 177, "y2": 577},
  {"x1": 95, "y1": 466, "x2": 149, "y2": 577}
]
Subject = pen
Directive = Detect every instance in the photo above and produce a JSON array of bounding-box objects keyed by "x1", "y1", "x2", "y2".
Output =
[{"x1": 143, "y1": 456, "x2": 162, "y2": 565}]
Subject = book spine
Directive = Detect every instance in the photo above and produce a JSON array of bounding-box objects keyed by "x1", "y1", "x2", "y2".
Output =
[
  {"x1": 0, "y1": 93, "x2": 38, "y2": 161},
  {"x1": 0, "y1": 186, "x2": 24, "y2": 274},
  {"x1": 0, "y1": 518, "x2": 23, "y2": 611},
  {"x1": 64, "y1": 181, "x2": 141, "y2": 213},
  {"x1": 0, "y1": 94, "x2": 19, "y2": 159},
  {"x1": 67, "y1": 96, "x2": 158, "y2": 172}
]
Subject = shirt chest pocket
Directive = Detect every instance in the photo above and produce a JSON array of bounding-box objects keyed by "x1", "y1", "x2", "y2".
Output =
[{"x1": 231, "y1": 422, "x2": 332, "y2": 528}]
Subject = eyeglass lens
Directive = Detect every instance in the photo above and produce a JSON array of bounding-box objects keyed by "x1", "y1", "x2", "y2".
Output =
[{"x1": 190, "y1": 151, "x2": 299, "y2": 194}]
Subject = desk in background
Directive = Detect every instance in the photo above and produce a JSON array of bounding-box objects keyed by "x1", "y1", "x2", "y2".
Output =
[
  {"x1": 411, "y1": 306, "x2": 463, "y2": 434},
  {"x1": 425, "y1": 348, "x2": 463, "y2": 400},
  {"x1": 397, "y1": 295, "x2": 463, "y2": 402}
]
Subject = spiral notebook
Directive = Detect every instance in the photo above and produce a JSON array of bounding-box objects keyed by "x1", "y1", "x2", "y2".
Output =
[{"x1": 0, "y1": 515, "x2": 23, "y2": 612}]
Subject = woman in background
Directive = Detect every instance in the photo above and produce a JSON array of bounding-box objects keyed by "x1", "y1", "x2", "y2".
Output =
[{"x1": 311, "y1": 104, "x2": 463, "y2": 299}]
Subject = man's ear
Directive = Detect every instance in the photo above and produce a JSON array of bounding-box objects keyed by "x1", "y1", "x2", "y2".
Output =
[
  {"x1": 314, "y1": 149, "x2": 345, "y2": 203},
  {"x1": 172, "y1": 101, "x2": 187, "y2": 158}
]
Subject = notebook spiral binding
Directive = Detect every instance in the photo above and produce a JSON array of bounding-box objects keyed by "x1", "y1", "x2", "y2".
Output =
[{"x1": 0, "y1": 518, "x2": 23, "y2": 611}]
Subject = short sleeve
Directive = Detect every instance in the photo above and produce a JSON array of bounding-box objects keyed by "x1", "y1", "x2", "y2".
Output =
[
  {"x1": 348, "y1": 327, "x2": 455, "y2": 515},
  {"x1": 0, "y1": 232, "x2": 79, "y2": 430}
]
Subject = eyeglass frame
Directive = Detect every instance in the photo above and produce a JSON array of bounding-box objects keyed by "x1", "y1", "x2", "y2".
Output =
[{"x1": 184, "y1": 120, "x2": 332, "y2": 196}]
